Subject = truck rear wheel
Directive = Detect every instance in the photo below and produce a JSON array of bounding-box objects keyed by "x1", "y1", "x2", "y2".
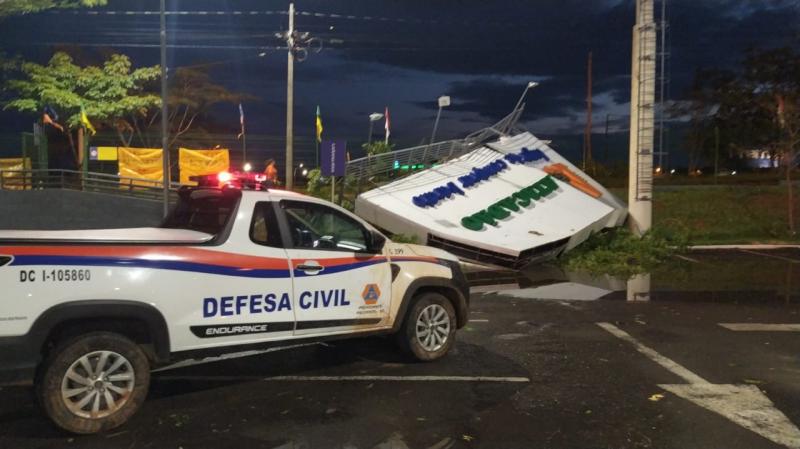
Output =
[
  {"x1": 398, "y1": 292, "x2": 457, "y2": 362},
  {"x1": 36, "y1": 332, "x2": 150, "y2": 434}
]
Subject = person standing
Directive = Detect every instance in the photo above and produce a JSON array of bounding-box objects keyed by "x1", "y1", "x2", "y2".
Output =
[{"x1": 264, "y1": 159, "x2": 279, "y2": 186}]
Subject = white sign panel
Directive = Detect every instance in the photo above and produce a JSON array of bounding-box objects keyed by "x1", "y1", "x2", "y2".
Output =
[{"x1": 355, "y1": 133, "x2": 626, "y2": 262}]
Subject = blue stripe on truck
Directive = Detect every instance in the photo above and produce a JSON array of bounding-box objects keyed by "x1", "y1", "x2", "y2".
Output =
[{"x1": 10, "y1": 255, "x2": 292, "y2": 278}]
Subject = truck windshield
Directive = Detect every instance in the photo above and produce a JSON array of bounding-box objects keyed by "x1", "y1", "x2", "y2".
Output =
[{"x1": 161, "y1": 189, "x2": 241, "y2": 236}]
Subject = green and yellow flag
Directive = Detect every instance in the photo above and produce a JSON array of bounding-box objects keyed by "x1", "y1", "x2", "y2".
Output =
[
  {"x1": 315, "y1": 105, "x2": 323, "y2": 143},
  {"x1": 80, "y1": 106, "x2": 96, "y2": 136}
]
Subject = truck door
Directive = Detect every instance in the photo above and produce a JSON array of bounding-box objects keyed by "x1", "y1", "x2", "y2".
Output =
[
  {"x1": 278, "y1": 199, "x2": 391, "y2": 337},
  {"x1": 186, "y1": 201, "x2": 296, "y2": 346}
]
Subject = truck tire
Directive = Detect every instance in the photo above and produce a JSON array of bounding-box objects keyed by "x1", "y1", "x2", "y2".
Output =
[
  {"x1": 36, "y1": 332, "x2": 150, "y2": 434},
  {"x1": 397, "y1": 292, "x2": 457, "y2": 362}
]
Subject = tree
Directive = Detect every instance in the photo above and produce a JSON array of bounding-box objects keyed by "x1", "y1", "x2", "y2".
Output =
[
  {"x1": 739, "y1": 48, "x2": 800, "y2": 234},
  {"x1": 123, "y1": 67, "x2": 254, "y2": 148},
  {"x1": 0, "y1": 0, "x2": 106, "y2": 17},
  {"x1": 673, "y1": 69, "x2": 752, "y2": 173},
  {"x1": 3, "y1": 52, "x2": 160, "y2": 165},
  {"x1": 361, "y1": 141, "x2": 394, "y2": 156},
  {"x1": 684, "y1": 47, "x2": 800, "y2": 234}
]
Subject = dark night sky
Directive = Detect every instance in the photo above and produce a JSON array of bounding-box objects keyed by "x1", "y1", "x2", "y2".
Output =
[{"x1": 1, "y1": 0, "x2": 799, "y2": 165}]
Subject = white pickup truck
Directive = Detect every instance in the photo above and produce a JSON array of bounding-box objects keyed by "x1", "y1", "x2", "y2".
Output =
[{"x1": 0, "y1": 185, "x2": 469, "y2": 434}]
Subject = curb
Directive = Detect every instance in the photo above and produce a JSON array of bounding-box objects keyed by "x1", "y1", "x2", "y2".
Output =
[{"x1": 690, "y1": 244, "x2": 800, "y2": 250}]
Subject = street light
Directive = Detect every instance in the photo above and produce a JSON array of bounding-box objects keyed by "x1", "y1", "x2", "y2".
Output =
[
  {"x1": 512, "y1": 81, "x2": 540, "y2": 113},
  {"x1": 367, "y1": 112, "x2": 384, "y2": 145},
  {"x1": 430, "y1": 95, "x2": 451, "y2": 145}
]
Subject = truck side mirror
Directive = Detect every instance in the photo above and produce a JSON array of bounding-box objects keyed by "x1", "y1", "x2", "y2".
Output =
[{"x1": 367, "y1": 230, "x2": 386, "y2": 254}]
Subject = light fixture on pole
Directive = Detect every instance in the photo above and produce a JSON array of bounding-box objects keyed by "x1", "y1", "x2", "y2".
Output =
[
  {"x1": 430, "y1": 95, "x2": 451, "y2": 145},
  {"x1": 367, "y1": 112, "x2": 383, "y2": 145},
  {"x1": 513, "y1": 81, "x2": 539, "y2": 113}
]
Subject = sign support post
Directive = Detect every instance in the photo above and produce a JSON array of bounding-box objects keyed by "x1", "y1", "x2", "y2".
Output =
[{"x1": 321, "y1": 139, "x2": 346, "y2": 205}]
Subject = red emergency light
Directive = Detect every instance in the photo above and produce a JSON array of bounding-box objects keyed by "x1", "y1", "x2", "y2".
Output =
[{"x1": 189, "y1": 171, "x2": 273, "y2": 190}]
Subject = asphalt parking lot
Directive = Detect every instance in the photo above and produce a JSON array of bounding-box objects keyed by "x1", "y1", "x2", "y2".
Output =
[{"x1": 0, "y1": 248, "x2": 798, "y2": 449}]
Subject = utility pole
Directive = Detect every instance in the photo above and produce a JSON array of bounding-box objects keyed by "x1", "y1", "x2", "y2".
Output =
[
  {"x1": 657, "y1": 0, "x2": 668, "y2": 171},
  {"x1": 430, "y1": 96, "x2": 450, "y2": 145},
  {"x1": 160, "y1": 0, "x2": 170, "y2": 216},
  {"x1": 627, "y1": 0, "x2": 656, "y2": 235},
  {"x1": 604, "y1": 114, "x2": 611, "y2": 163},
  {"x1": 285, "y1": 2, "x2": 295, "y2": 190},
  {"x1": 430, "y1": 105, "x2": 443, "y2": 145},
  {"x1": 714, "y1": 125, "x2": 720, "y2": 184},
  {"x1": 583, "y1": 51, "x2": 593, "y2": 173},
  {"x1": 368, "y1": 120, "x2": 374, "y2": 145}
]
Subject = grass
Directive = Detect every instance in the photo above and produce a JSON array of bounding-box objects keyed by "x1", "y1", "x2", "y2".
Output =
[
  {"x1": 636, "y1": 185, "x2": 799, "y2": 245},
  {"x1": 563, "y1": 185, "x2": 798, "y2": 277},
  {"x1": 560, "y1": 227, "x2": 689, "y2": 277}
]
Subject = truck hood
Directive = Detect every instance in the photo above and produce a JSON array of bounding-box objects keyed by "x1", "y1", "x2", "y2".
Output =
[{"x1": 0, "y1": 227, "x2": 214, "y2": 244}]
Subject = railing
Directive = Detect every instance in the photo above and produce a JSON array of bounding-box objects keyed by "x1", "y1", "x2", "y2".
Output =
[
  {"x1": 345, "y1": 140, "x2": 464, "y2": 181},
  {"x1": 344, "y1": 106, "x2": 527, "y2": 185},
  {"x1": 0, "y1": 169, "x2": 181, "y2": 202}
]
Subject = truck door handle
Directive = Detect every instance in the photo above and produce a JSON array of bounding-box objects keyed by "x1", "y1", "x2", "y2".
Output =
[{"x1": 296, "y1": 263, "x2": 324, "y2": 274}]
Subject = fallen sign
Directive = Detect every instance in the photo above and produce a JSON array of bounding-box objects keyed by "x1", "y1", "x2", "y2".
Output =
[
  {"x1": 355, "y1": 132, "x2": 626, "y2": 268},
  {"x1": 460, "y1": 175, "x2": 559, "y2": 231}
]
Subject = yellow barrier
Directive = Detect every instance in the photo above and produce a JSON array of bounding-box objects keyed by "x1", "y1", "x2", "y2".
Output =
[
  {"x1": 179, "y1": 148, "x2": 229, "y2": 185},
  {"x1": 0, "y1": 158, "x2": 31, "y2": 190},
  {"x1": 118, "y1": 148, "x2": 163, "y2": 188}
]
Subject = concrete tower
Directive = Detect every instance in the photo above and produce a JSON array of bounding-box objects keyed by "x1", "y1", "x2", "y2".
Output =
[{"x1": 628, "y1": 0, "x2": 656, "y2": 234}]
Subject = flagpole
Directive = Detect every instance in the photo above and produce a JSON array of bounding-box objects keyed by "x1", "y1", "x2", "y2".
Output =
[
  {"x1": 384, "y1": 106, "x2": 389, "y2": 145},
  {"x1": 315, "y1": 105, "x2": 322, "y2": 168},
  {"x1": 240, "y1": 103, "x2": 247, "y2": 168},
  {"x1": 160, "y1": 0, "x2": 170, "y2": 217}
]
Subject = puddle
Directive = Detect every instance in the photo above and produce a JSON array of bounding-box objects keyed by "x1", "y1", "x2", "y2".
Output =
[{"x1": 464, "y1": 249, "x2": 800, "y2": 305}]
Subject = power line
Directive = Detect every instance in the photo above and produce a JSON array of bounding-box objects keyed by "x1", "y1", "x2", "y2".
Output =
[
  {"x1": 48, "y1": 10, "x2": 289, "y2": 16},
  {"x1": 23, "y1": 42, "x2": 288, "y2": 51},
  {"x1": 45, "y1": 8, "x2": 512, "y2": 27}
]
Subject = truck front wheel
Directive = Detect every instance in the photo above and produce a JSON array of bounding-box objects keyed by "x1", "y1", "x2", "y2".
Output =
[
  {"x1": 36, "y1": 332, "x2": 150, "y2": 434},
  {"x1": 398, "y1": 292, "x2": 457, "y2": 361}
]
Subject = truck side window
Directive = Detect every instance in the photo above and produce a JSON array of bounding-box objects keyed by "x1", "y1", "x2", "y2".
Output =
[
  {"x1": 280, "y1": 200, "x2": 368, "y2": 252},
  {"x1": 250, "y1": 202, "x2": 283, "y2": 248}
]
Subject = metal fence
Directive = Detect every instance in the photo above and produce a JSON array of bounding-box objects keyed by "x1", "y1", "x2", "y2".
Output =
[
  {"x1": 0, "y1": 169, "x2": 180, "y2": 202},
  {"x1": 345, "y1": 140, "x2": 464, "y2": 181},
  {"x1": 344, "y1": 106, "x2": 527, "y2": 184}
]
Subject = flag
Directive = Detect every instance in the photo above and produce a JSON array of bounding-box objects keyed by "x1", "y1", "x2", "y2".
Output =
[
  {"x1": 384, "y1": 106, "x2": 390, "y2": 144},
  {"x1": 777, "y1": 95, "x2": 786, "y2": 129},
  {"x1": 42, "y1": 105, "x2": 64, "y2": 132},
  {"x1": 237, "y1": 103, "x2": 245, "y2": 139},
  {"x1": 315, "y1": 105, "x2": 323, "y2": 143},
  {"x1": 80, "y1": 106, "x2": 96, "y2": 136}
]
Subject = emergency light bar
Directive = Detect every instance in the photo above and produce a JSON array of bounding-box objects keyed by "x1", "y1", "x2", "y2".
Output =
[{"x1": 189, "y1": 171, "x2": 273, "y2": 190}]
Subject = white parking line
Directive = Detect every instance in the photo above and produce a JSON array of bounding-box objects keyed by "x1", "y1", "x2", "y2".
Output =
[
  {"x1": 470, "y1": 319, "x2": 490, "y2": 322},
  {"x1": 155, "y1": 375, "x2": 530, "y2": 383},
  {"x1": 674, "y1": 254, "x2": 701, "y2": 263},
  {"x1": 596, "y1": 322, "x2": 707, "y2": 384},
  {"x1": 719, "y1": 323, "x2": 800, "y2": 332},
  {"x1": 597, "y1": 322, "x2": 800, "y2": 449}
]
